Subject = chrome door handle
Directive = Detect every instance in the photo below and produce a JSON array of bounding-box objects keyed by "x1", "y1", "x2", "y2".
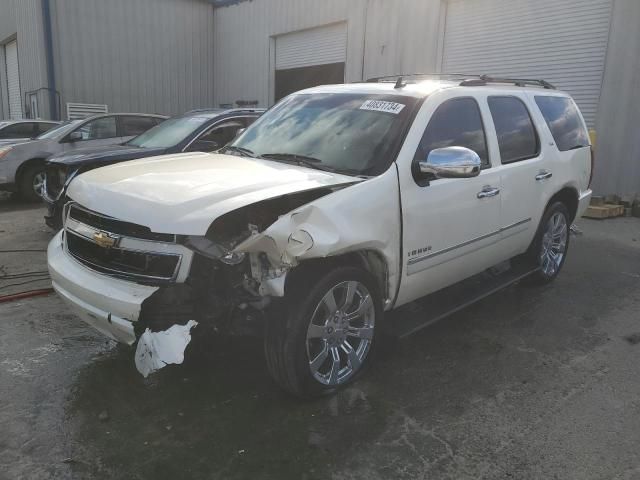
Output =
[
  {"x1": 535, "y1": 171, "x2": 553, "y2": 181},
  {"x1": 477, "y1": 186, "x2": 500, "y2": 199}
]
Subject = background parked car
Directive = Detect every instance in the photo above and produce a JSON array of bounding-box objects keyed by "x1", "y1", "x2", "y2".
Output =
[
  {"x1": 0, "y1": 120, "x2": 60, "y2": 146},
  {"x1": 0, "y1": 113, "x2": 166, "y2": 201},
  {"x1": 43, "y1": 108, "x2": 264, "y2": 229}
]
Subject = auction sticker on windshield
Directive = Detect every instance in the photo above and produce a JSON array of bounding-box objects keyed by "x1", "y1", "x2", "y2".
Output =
[{"x1": 359, "y1": 100, "x2": 406, "y2": 114}]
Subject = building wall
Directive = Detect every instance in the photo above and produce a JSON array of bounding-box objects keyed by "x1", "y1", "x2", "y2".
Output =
[
  {"x1": 0, "y1": 0, "x2": 50, "y2": 120},
  {"x1": 50, "y1": 0, "x2": 216, "y2": 117},
  {"x1": 15, "y1": 0, "x2": 50, "y2": 119},
  {"x1": 592, "y1": 0, "x2": 640, "y2": 196},
  {"x1": 213, "y1": 0, "x2": 445, "y2": 107},
  {"x1": 0, "y1": 0, "x2": 16, "y2": 40}
]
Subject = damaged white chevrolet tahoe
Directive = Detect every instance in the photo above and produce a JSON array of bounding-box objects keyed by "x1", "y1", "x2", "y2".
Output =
[{"x1": 48, "y1": 76, "x2": 593, "y2": 397}]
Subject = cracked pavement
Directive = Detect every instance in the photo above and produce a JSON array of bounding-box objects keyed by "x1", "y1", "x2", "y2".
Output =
[{"x1": 1, "y1": 196, "x2": 639, "y2": 479}]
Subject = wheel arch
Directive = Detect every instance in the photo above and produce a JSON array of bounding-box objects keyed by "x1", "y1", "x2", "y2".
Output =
[
  {"x1": 285, "y1": 250, "x2": 390, "y2": 304},
  {"x1": 545, "y1": 186, "x2": 579, "y2": 223},
  {"x1": 15, "y1": 157, "x2": 47, "y2": 185}
]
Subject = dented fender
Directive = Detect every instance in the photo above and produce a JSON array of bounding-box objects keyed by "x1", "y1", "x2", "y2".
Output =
[{"x1": 235, "y1": 167, "x2": 402, "y2": 307}]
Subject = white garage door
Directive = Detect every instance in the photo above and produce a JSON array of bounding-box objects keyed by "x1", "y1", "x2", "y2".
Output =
[
  {"x1": 5, "y1": 40, "x2": 23, "y2": 119},
  {"x1": 275, "y1": 22, "x2": 347, "y2": 70},
  {"x1": 442, "y1": 0, "x2": 613, "y2": 128}
]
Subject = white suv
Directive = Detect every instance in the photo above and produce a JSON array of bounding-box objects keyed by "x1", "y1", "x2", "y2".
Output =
[{"x1": 47, "y1": 75, "x2": 593, "y2": 397}]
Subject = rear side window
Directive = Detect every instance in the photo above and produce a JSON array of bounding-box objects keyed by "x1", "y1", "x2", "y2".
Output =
[
  {"x1": 414, "y1": 97, "x2": 489, "y2": 169},
  {"x1": 36, "y1": 123, "x2": 57, "y2": 135},
  {"x1": 488, "y1": 96, "x2": 539, "y2": 164},
  {"x1": 121, "y1": 116, "x2": 160, "y2": 137},
  {"x1": 534, "y1": 96, "x2": 590, "y2": 151},
  {"x1": 0, "y1": 122, "x2": 35, "y2": 138}
]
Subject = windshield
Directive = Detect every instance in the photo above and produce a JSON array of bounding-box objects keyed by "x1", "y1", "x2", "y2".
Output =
[
  {"x1": 37, "y1": 120, "x2": 81, "y2": 140},
  {"x1": 229, "y1": 93, "x2": 419, "y2": 176},
  {"x1": 126, "y1": 115, "x2": 211, "y2": 148}
]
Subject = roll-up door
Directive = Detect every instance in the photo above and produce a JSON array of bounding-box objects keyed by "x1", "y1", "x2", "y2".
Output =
[
  {"x1": 442, "y1": 0, "x2": 613, "y2": 128},
  {"x1": 5, "y1": 40, "x2": 23, "y2": 119},
  {"x1": 274, "y1": 23, "x2": 347, "y2": 101}
]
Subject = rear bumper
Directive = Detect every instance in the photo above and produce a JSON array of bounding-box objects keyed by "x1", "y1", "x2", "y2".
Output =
[
  {"x1": 47, "y1": 231, "x2": 158, "y2": 344},
  {"x1": 577, "y1": 189, "x2": 592, "y2": 219}
]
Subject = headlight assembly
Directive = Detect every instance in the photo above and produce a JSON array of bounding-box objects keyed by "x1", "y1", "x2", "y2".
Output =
[
  {"x1": 184, "y1": 236, "x2": 246, "y2": 265},
  {"x1": 0, "y1": 146, "x2": 12, "y2": 159}
]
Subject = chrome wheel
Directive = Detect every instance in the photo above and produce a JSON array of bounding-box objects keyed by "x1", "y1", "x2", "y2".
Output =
[
  {"x1": 32, "y1": 171, "x2": 45, "y2": 198},
  {"x1": 306, "y1": 281, "x2": 375, "y2": 386},
  {"x1": 540, "y1": 211, "x2": 568, "y2": 277}
]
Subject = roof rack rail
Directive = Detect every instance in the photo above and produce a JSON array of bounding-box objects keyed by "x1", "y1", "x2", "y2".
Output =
[
  {"x1": 366, "y1": 72, "x2": 477, "y2": 83},
  {"x1": 365, "y1": 73, "x2": 556, "y2": 90},
  {"x1": 459, "y1": 75, "x2": 556, "y2": 89}
]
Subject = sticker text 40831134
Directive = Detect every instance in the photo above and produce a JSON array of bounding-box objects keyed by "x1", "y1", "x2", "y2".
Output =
[{"x1": 359, "y1": 100, "x2": 406, "y2": 115}]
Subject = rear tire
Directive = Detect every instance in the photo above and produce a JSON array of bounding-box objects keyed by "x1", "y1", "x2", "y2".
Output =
[
  {"x1": 524, "y1": 201, "x2": 570, "y2": 285},
  {"x1": 264, "y1": 266, "x2": 382, "y2": 398},
  {"x1": 18, "y1": 163, "x2": 45, "y2": 202}
]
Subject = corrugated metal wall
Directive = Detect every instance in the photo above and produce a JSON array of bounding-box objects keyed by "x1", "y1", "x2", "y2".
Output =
[
  {"x1": 0, "y1": 0, "x2": 16, "y2": 119},
  {"x1": 213, "y1": 0, "x2": 445, "y2": 107},
  {"x1": 50, "y1": 0, "x2": 216, "y2": 117},
  {"x1": 592, "y1": 0, "x2": 640, "y2": 196},
  {"x1": 0, "y1": 0, "x2": 50, "y2": 120},
  {"x1": 13, "y1": 0, "x2": 49, "y2": 119},
  {"x1": 442, "y1": 0, "x2": 613, "y2": 128}
]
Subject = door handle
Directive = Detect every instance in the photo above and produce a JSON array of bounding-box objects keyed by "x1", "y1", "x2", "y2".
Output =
[
  {"x1": 535, "y1": 170, "x2": 553, "y2": 181},
  {"x1": 477, "y1": 186, "x2": 500, "y2": 199}
]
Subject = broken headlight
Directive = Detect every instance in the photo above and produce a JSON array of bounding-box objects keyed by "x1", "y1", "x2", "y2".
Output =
[{"x1": 184, "y1": 236, "x2": 246, "y2": 265}]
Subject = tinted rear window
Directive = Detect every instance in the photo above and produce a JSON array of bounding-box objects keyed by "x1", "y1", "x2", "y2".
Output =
[
  {"x1": 534, "y1": 96, "x2": 590, "y2": 151},
  {"x1": 488, "y1": 96, "x2": 539, "y2": 164}
]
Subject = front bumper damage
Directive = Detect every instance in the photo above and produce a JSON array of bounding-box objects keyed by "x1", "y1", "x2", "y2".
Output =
[
  {"x1": 49, "y1": 169, "x2": 402, "y2": 377},
  {"x1": 48, "y1": 230, "x2": 157, "y2": 344}
]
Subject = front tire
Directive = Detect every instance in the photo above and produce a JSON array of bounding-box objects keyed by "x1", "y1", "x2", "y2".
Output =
[
  {"x1": 264, "y1": 266, "x2": 381, "y2": 398},
  {"x1": 18, "y1": 163, "x2": 45, "y2": 202},
  {"x1": 525, "y1": 201, "x2": 570, "y2": 285}
]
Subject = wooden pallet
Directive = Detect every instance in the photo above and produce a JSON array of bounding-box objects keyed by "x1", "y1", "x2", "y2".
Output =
[{"x1": 584, "y1": 204, "x2": 625, "y2": 219}]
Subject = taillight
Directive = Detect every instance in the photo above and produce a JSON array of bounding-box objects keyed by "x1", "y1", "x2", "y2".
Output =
[{"x1": 588, "y1": 145, "x2": 595, "y2": 188}]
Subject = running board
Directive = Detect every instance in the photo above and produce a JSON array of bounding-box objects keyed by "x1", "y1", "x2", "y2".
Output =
[{"x1": 384, "y1": 259, "x2": 540, "y2": 339}]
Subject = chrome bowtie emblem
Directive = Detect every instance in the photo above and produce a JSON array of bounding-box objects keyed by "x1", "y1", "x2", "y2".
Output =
[{"x1": 93, "y1": 231, "x2": 118, "y2": 249}]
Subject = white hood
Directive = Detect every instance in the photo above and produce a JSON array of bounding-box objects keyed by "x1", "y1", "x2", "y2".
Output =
[{"x1": 67, "y1": 152, "x2": 361, "y2": 235}]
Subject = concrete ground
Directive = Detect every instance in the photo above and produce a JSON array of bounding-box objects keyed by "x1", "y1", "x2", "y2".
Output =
[{"x1": 1, "y1": 194, "x2": 639, "y2": 480}]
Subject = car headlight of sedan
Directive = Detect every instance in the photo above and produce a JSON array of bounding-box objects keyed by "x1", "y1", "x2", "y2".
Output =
[{"x1": 0, "y1": 146, "x2": 12, "y2": 159}]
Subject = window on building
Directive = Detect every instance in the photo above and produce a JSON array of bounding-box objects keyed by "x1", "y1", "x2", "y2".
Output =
[
  {"x1": 488, "y1": 96, "x2": 539, "y2": 164},
  {"x1": 414, "y1": 97, "x2": 489, "y2": 169},
  {"x1": 534, "y1": 96, "x2": 590, "y2": 151}
]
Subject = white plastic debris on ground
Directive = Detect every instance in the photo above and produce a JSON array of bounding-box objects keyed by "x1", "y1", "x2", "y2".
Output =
[{"x1": 134, "y1": 320, "x2": 198, "y2": 377}]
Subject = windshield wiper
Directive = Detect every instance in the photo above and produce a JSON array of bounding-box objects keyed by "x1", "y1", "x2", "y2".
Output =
[
  {"x1": 221, "y1": 145, "x2": 259, "y2": 158},
  {"x1": 262, "y1": 153, "x2": 365, "y2": 177},
  {"x1": 260, "y1": 152, "x2": 337, "y2": 171}
]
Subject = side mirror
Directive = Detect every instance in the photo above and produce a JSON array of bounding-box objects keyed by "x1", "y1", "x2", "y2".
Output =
[
  {"x1": 66, "y1": 131, "x2": 83, "y2": 142},
  {"x1": 419, "y1": 146, "x2": 481, "y2": 179}
]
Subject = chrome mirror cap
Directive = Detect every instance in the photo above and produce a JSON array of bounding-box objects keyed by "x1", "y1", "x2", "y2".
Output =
[{"x1": 419, "y1": 146, "x2": 482, "y2": 179}]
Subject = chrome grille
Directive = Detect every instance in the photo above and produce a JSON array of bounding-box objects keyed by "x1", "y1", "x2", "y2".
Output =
[
  {"x1": 64, "y1": 203, "x2": 182, "y2": 284},
  {"x1": 68, "y1": 204, "x2": 176, "y2": 242}
]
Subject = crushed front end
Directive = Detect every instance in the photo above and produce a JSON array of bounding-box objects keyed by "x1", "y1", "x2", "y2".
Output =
[{"x1": 47, "y1": 201, "x2": 297, "y2": 347}]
